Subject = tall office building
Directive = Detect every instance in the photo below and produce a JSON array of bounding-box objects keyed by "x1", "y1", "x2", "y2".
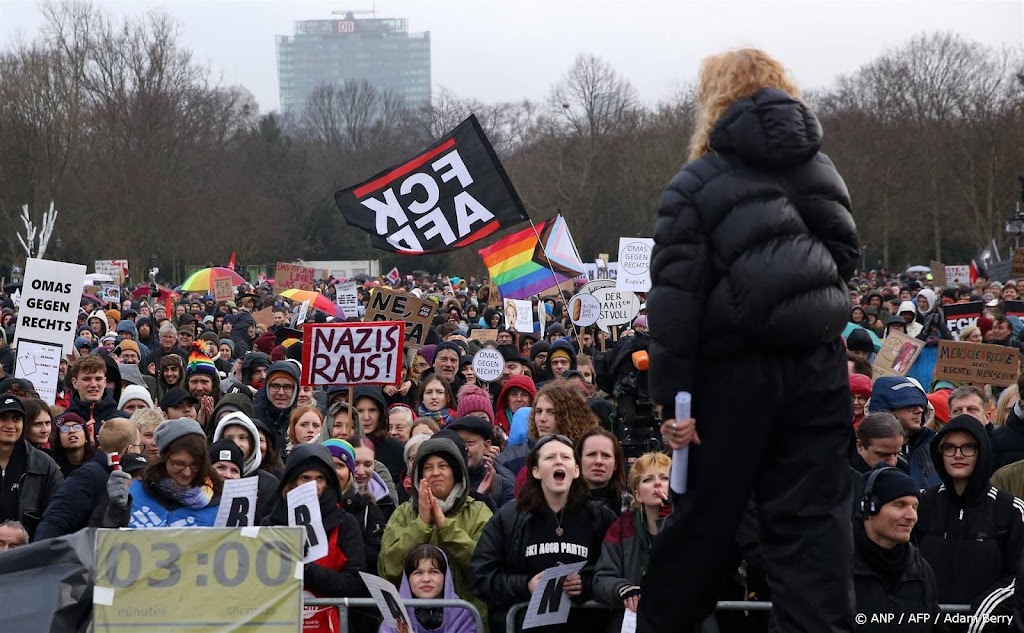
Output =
[{"x1": 276, "y1": 12, "x2": 431, "y2": 114}]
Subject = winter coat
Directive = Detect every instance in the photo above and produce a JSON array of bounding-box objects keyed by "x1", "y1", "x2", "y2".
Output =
[
  {"x1": 915, "y1": 416, "x2": 1024, "y2": 626},
  {"x1": 379, "y1": 548, "x2": 477, "y2": 633},
  {"x1": 35, "y1": 451, "x2": 126, "y2": 540},
  {"x1": 853, "y1": 523, "x2": 941, "y2": 633},
  {"x1": 904, "y1": 428, "x2": 942, "y2": 490},
  {"x1": 467, "y1": 460, "x2": 515, "y2": 509},
  {"x1": 593, "y1": 510, "x2": 655, "y2": 606},
  {"x1": 379, "y1": 437, "x2": 492, "y2": 626},
  {"x1": 989, "y1": 402, "x2": 1024, "y2": 471},
  {"x1": 230, "y1": 312, "x2": 256, "y2": 358},
  {"x1": 493, "y1": 376, "x2": 536, "y2": 435},
  {"x1": 211, "y1": 411, "x2": 278, "y2": 522},
  {"x1": 65, "y1": 390, "x2": 128, "y2": 431},
  {"x1": 340, "y1": 483, "x2": 386, "y2": 577},
  {"x1": 253, "y1": 360, "x2": 299, "y2": 451},
  {"x1": 6, "y1": 441, "x2": 63, "y2": 539},
  {"x1": 127, "y1": 479, "x2": 220, "y2": 528},
  {"x1": 645, "y1": 87, "x2": 859, "y2": 410}
]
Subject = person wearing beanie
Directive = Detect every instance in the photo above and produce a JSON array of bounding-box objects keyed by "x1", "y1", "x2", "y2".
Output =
[
  {"x1": 432, "y1": 342, "x2": 463, "y2": 385},
  {"x1": 323, "y1": 437, "x2": 386, "y2": 576},
  {"x1": 379, "y1": 435, "x2": 492, "y2": 624},
  {"x1": 209, "y1": 439, "x2": 244, "y2": 480},
  {"x1": 75, "y1": 336, "x2": 92, "y2": 355},
  {"x1": 915, "y1": 415, "x2": 1024, "y2": 623},
  {"x1": 529, "y1": 340, "x2": 551, "y2": 381},
  {"x1": 853, "y1": 466, "x2": 937, "y2": 631},
  {"x1": 114, "y1": 339, "x2": 143, "y2": 366},
  {"x1": 253, "y1": 360, "x2": 300, "y2": 455},
  {"x1": 127, "y1": 418, "x2": 222, "y2": 528},
  {"x1": 447, "y1": 416, "x2": 515, "y2": 509},
  {"x1": 185, "y1": 343, "x2": 222, "y2": 428},
  {"x1": 845, "y1": 328, "x2": 875, "y2": 364},
  {"x1": 545, "y1": 338, "x2": 577, "y2": 381},
  {"x1": 211, "y1": 409, "x2": 277, "y2": 523},
  {"x1": 261, "y1": 443, "x2": 366, "y2": 632},
  {"x1": 117, "y1": 384, "x2": 155, "y2": 415},
  {"x1": 849, "y1": 373, "x2": 872, "y2": 430},
  {"x1": 870, "y1": 376, "x2": 939, "y2": 489},
  {"x1": 632, "y1": 314, "x2": 648, "y2": 333},
  {"x1": 455, "y1": 384, "x2": 495, "y2": 424},
  {"x1": 156, "y1": 353, "x2": 185, "y2": 401}
]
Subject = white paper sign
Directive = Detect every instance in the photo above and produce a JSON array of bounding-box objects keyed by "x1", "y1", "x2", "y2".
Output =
[
  {"x1": 568, "y1": 293, "x2": 601, "y2": 327},
  {"x1": 11, "y1": 289, "x2": 20, "y2": 309},
  {"x1": 360, "y1": 572, "x2": 410, "y2": 630},
  {"x1": 620, "y1": 608, "x2": 637, "y2": 633},
  {"x1": 15, "y1": 339, "x2": 62, "y2": 405},
  {"x1": 94, "y1": 259, "x2": 128, "y2": 284},
  {"x1": 616, "y1": 238, "x2": 654, "y2": 292},
  {"x1": 472, "y1": 348, "x2": 505, "y2": 383},
  {"x1": 302, "y1": 322, "x2": 405, "y2": 387},
  {"x1": 504, "y1": 299, "x2": 533, "y2": 333},
  {"x1": 579, "y1": 280, "x2": 642, "y2": 333},
  {"x1": 945, "y1": 265, "x2": 971, "y2": 287},
  {"x1": 287, "y1": 480, "x2": 329, "y2": 563},
  {"x1": 335, "y1": 280, "x2": 359, "y2": 317},
  {"x1": 523, "y1": 561, "x2": 587, "y2": 629},
  {"x1": 101, "y1": 284, "x2": 120, "y2": 306},
  {"x1": 296, "y1": 299, "x2": 311, "y2": 326},
  {"x1": 213, "y1": 477, "x2": 259, "y2": 527},
  {"x1": 16, "y1": 258, "x2": 87, "y2": 355}
]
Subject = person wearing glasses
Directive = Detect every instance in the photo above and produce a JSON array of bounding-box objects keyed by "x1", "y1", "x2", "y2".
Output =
[
  {"x1": 471, "y1": 434, "x2": 616, "y2": 632},
  {"x1": 126, "y1": 418, "x2": 222, "y2": 528},
  {"x1": 35, "y1": 417, "x2": 141, "y2": 540},
  {"x1": 0, "y1": 395, "x2": 62, "y2": 540},
  {"x1": 915, "y1": 414, "x2": 1024, "y2": 629},
  {"x1": 254, "y1": 360, "x2": 301, "y2": 454},
  {"x1": 50, "y1": 412, "x2": 97, "y2": 478},
  {"x1": 869, "y1": 376, "x2": 940, "y2": 489}
]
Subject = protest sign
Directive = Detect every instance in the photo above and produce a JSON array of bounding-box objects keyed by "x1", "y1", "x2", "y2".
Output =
[
  {"x1": 945, "y1": 265, "x2": 971, "y2": 288},
  {"x1": 934, "y1": 340, "x2": 1020, "y2": 387},
  {"x1": 522, "y1": 561, "x2": 587, "y2": 629},
  {"x1": 94, "y1": 259, "x2": 128, "y2": 284},
  {"x1": 100, "y1": 284, "x2": 120, "y2": 306},
  {"x1": 568, "y1": 293, "x2": 601, "y2": 327},
  {"x1": 213, "y1": 477, "x2": 259, "y2": 528},
  {"x1": 1005, "y1": 300, "x2": 1024, "y2": 318},
  {"x1": 302, "y1": 321, "x2": 404, "y2": 387},
  {"x1": 364, "y1": 287, "x2": 435, "y2": 347},
  {"x1": 930, "y1": 261, "x2": 946, "y2": 287},
  {"x1": 945, "y1": 302, "x2": 984, "y2": 340},
  {"x1": 989, "y1": 260, "x2": 1013, "y2": 283},
  {"x1": 505, "y1": 299, "x2": 533, "y2": 332},
  {"x1": 469, "y1": 328, "x2": 498, "y2": 343},
  {"x1": 472, "y1": 348, "x2": 505, "y2": 383},
  {"x1": 360, "y1": 572, "x2": 410, "y2": 630},
  {"x1": 15, "y1": 339, "x2": 62, "y2": 405},
  {"x1": 212, "y1": 275, "x2": 234, "y2": 302},
  {"x1": 93, "y1": 527, "x2": 304, "y2": 633},
  {"x1": 274, "y1": 262, "x2": 315, "y2": 292},
  {"x1": 578, "y1": 280, "x2": 642, "y2": 333},
  {"x1": 287, "y1": 481, "x2": 329, "y2": 563},
  {"x1": 872, "y1": 332, "x2": 925, "y2": 379},
  {"x1": 335, "y1": 115, "x2": 529, "y2": 254},
  {"x1": 16, "y1": 258, "x2": 86, "y2": 355},
  {"x1": 617, "y1": 237, "x2": 654, "y2": 292},
  {"x1": 295, "y1": 300, "x2": 311, "y2": 327},
  {"x1": 253, "y1": 307, "x2": 275, "y2": 329},
  {"x1": 1013, "y1": 249, "x2": 1024, "y2": 278},
  {"x1": 385, "y1": 267, "x2": 402, "y2": 285},
  {"x1": 335, "y1": 280, "x2": 359, "y2": 316}
]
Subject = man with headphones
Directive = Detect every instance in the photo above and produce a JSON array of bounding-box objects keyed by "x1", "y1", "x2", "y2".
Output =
[{"x1": 854, "y1": 466, "x2": 941, "y2": 632}]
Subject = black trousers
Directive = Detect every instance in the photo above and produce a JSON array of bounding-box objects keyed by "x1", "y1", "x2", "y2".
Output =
[{"x1": 638, "y1": 340, "x2": 855, "y2": 633}]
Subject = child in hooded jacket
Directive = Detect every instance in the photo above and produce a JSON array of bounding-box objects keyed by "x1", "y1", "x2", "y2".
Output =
[{"x1": 379, "y1": 544, "x2": 477, "y2": 633}]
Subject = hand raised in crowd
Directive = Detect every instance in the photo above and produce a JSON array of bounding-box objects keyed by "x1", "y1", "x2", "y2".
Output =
[
  {"x1": 198, "y1": 396, "x2": 215, "y2": 423},
  {"x1": 430, "y1": 486, "x2": 446, "y2": 528},
  {"x1": 562, "y1": 572, "x2": 583, "y2": 597},
  {"x1": 660, "y1": 417, "x2": 700, "y2": 451},
  {"x1": 417, "y1": 478, "x2": 435, "y2": 525},
  {"x1": 484, "y1": 442, "x2": 501, "y2": 461},
  {"x1": 107, "y1": 469, "x2": 132, "y2": 510},
  {"x1": 476, "y1": 459, "x2": 495, "y2": 495}
]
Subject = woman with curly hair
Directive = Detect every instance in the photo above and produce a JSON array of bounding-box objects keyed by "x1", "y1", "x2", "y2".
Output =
[{"x1": 495, "y1": 380, "x2": 597, "y2": 487}]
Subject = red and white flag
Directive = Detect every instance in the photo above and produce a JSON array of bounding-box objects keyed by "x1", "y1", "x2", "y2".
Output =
[{"x1": 386, "y1": 267, "x2": 401, "y2": 285}]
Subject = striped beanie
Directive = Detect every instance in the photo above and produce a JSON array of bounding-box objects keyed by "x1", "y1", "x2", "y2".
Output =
[
  {"x1": 186, "y1": 343, "x2": 219, "y2": 382},
  {"x1": 322, "y1": 438, "x2": 356, "y2": 474}
]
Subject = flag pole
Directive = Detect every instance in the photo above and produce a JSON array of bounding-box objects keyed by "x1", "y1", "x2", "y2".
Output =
[{"x1": 528, "y1": 216, "x2": 581, "y2": 343}]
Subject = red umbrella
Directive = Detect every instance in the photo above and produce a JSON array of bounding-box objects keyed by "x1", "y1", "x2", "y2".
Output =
[{"x1": 131, "y1": 283, "x2": 174, "y2": 301}]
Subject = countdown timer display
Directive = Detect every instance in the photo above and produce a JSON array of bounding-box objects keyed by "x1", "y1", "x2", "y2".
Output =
[{"x1": 93, "y1": 527, "x2": 305, "y2": 632}]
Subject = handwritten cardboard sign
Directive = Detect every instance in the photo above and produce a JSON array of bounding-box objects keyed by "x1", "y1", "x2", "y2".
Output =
[
  {"x1": 934, "y1": 340, "x2": 1021, "y2": 387},
  {"x1": 275, "y1": 262, "x2": 316, "y2": 292},
  {"x1": 301, "y1": 321, "x2": 405, "y2": 387},
  {"x1": 364, "y1": 287, "x2": 435, "y2": 347},
  {"x1": 872, "y1": 332, "x2": 925, "y2": 379}
]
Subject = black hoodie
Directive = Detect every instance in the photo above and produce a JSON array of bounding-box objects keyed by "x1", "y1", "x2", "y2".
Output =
[
  {"x1": 253, "y1": 361, "x2": 299, "y2": 452},
  {"x1": 915, "y1": 415, "x2": 1024, "y2": 616},
  {"x1": 261, "y1": 443, "x2": 365, "y2": 597}
]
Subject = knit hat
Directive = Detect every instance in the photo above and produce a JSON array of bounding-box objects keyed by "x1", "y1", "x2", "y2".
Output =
[
  {"x1": 869, "y1": 376, "x2": 927, "y2": 413},
  {"x1": 846, "y1": 328, "x2": 874, "y2": 354},
  {"x1": 210, "y1": 438, "x2": 244, "y2": 472},
  {"x1": 106, "y1": 309, "x2": 121, "y2": 323},
  {"x1": 117, "y1": 384, "x2": 155, "y2": 411},
  {"x1": 418, "y1": 344, "x2": 437, "y2": 365},
  {"x1": 200, "y1": 331, "x2": 219, "y2": 345},
  {"x1": 219, "y1": 338, "x2": 235, "y2": 354},
  {"x1": 633, "y1": 315, "x2": 647, "y2": 330},
  {"x1": 155, "y1": 418, "x2": 205, "y2": 454},
  {"x1": 160, "y1": 353, "x2": 185, "y2": 370},
  {"x1": 927, "y1": 391, "x2": 950, "y2": 425},
  {"x1": 849, "y1": 373, "x2": 872, "y2": 399},
  {"x1": 75, "y1": 336, "x2": 92, "y2": 350},
  {"x1": 529, "y1": 340, "x2": 551, "y2": 361},
  {"x1": 434, "y1": 341, "x2": 463, "y2": 361},
  {"x1": 115, "y1": 340, "x2": 141, "y2": 358},
  {"x1": 185, "y1": 343, "x2": 219, "y2": 382},
  {"x1": 322, "y1": 438, "x2": 356, "y2": 474},
  {"x1": 860, "y1": 466, "x2": 919, "y2": 515},
  {"x1": 456, "y1": 384, "x2": 495, "y2": 422}
]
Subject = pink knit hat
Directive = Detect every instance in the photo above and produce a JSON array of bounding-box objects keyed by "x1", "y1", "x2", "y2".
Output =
[{"x1": 456, "y1": 384, "x2": 495, "y2": 422}]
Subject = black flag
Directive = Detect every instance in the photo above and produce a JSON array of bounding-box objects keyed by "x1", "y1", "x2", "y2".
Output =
[{"x1": 335, "y1": 115, "x2": 529, "y2": 255}]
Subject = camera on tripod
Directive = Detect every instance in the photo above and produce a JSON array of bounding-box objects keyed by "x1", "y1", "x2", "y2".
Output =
[{"x1": 594, "y1": 332, "x2": 664, "y2": 461}]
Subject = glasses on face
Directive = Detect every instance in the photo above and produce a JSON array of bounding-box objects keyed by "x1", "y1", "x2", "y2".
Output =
[
  {"x1": 534, "y1": 434, "x2": 573, "y2": 451},
  {"x1": 59, "y1": 423, "x2": 84, "y2": 433},
  {"x1": 168, "y1": 458, "x2": 198, "y2": 472},
  {"x1": 269, "y1": 383, "x2": 295, "y2": 393},
  {"x1": 940, "y1": 443, "x2": 978, "y2": 457},
  {"x1": 852, "y1": 395, "x2": 869, "y2": 404}
]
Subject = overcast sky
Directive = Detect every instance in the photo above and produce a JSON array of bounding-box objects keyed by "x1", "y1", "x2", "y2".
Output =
[{"x1": 1, "y1": 0, "x2": 1021, "y2": 113}]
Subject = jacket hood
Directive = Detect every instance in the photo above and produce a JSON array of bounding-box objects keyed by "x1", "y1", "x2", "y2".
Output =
[
  {"x1": 88, "y1": 310, "x2": 109, "y2": 336},
  {"x1": 278, "y1": 442, "x2": 340, "y2": 496},
  {"x1": 212, "y1": 411, "x2": 263, "y2": 476},
  {"x1": 240, "y1": 352, "x2": 271, "y2": 380},
  {"x1": 210, "y1": 392, "x2": 256, "y2": 421},
  {"x1": 259, "y1": 360, "x2": 300, "y2": 409},
  {"x1": 388, "y1": 546, "x2": 475, "y2": 633},
  {"x1": 916, "y1": 289, "x2": 937, "y2": 315},
  {"x1": 898, "y1": 301, "x2": 917, "y2": 316},
  {"x1": 545, "y1": 338, "x2": 578, "y2": 375},
  {"x1": 930, "y1": 414, "x2": 992, "y2": 501},
  {"x1": 496, "y1": 375, "x2": 537, "y2": 413},
  {"x1": 412, "y1": 437, "x2": 469, "y2": 515},
  {"x1": 115, "y1": 320, "x2": 139, "y2": 340},
  {"x1": 352, "y1": 386, "x2": 387, "y2": 436},
  {"x1": 708, "y1": 88, "x2": 823, "y2": 169}
]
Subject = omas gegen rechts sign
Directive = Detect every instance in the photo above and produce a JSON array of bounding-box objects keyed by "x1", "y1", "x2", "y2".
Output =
[{"x1": 15, "y1": 258, "x2": 86, "y2": 355}]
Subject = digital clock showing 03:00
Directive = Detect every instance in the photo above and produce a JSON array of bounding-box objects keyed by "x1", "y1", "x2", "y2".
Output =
[{"x1": 92, "y1": 527, "x2": 305, "y2": 633}]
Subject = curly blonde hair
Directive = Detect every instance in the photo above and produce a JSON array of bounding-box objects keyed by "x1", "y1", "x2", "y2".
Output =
[
  {"x1": 689, "y1": 48, "x2": 802, "y2": 161},
  {"x1": 528, "y1": 381, "x2": 597, "y2": 442}
]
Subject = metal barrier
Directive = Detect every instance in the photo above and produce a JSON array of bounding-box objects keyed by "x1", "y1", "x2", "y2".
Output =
[
  {"x1": 505, "y1": 600, "x2": 974, "y2": 633},
  {"x1": 305, "y1": 597, "x2": 485, "y2": 632}
]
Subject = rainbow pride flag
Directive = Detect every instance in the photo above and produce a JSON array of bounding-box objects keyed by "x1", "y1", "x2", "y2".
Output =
[{"x1": 478, "y1": 214, "x2": 586, "y2": 300}]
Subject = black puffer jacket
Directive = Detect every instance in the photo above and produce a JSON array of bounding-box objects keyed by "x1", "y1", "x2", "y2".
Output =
[
  {"x1": 915, "y1": 415, "x2": 1024, "y2": 628},
  {"x1": 646, "y1": 87, "x2": 859, "y2": 409}
]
